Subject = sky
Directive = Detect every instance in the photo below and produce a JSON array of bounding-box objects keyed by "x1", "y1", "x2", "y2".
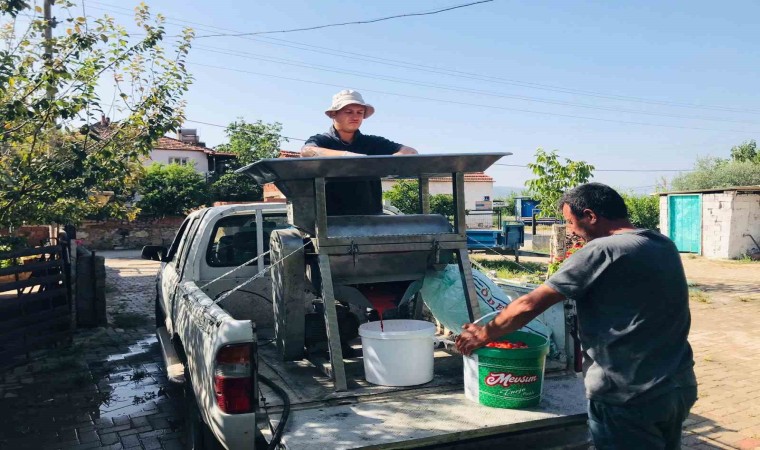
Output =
[{"x1": 80, "y1": 0, "x2": 759, "y2": 192}]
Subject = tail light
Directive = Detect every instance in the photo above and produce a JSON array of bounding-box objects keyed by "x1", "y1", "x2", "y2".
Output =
[{"x1": 214, "y1": 344, "x2": 252, "y2": 413}]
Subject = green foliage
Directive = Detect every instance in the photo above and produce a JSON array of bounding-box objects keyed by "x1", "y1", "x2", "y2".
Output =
[
  {"x1": 525, "y1": 149, "x2": 595, "y2": 218},
  {"x1": 136, "y1": 163, "x2": 208, "y2": 217},
  {"x1": 0, "y1": 3, "x2": 194, "y2": 226},
  {"x1": 209, "y1": 172, "x2": 262, "y2": 202},
  {"x1": 671, "y1": 157, "x2": 760, "y2": 191},
  {"x1": 383, "y1": 179, "x2": 419, "y2": 214},
  {"x1": 430, "y1": 194, "x2": 455, "y2": 218},
  {"x1": 620, "y1": 192, "x2": 660, "y2": 230},
  {"x1": 730, "y1": 140, "x2": 758, "y2": 164},
  {"x1": 215, "y1": 119, "x2": 288, "y2": 166},
  {"x1": 383, "y1": 180, "x2": 456, "y2": 217}
]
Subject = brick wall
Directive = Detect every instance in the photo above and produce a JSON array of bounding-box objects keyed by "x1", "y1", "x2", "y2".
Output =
[
  {"x1": 75, "y1": 217, "x2": 185, "y2": 250},
  {"x1": 701, "y1": 192, "x2": 735, "y2": 259},
  {"x1": 0, "y1": 225, "x2": 50, "y2": 247}
]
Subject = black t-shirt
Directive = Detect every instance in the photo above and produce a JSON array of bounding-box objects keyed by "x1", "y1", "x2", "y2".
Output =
[{"x1": 303, "y1": 127, "x2": 402, "y2": 215}]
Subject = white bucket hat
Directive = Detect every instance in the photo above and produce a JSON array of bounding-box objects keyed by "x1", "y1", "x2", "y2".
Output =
[{"x1": 325, "y1": 89, "x2": 375, "y2": 119}]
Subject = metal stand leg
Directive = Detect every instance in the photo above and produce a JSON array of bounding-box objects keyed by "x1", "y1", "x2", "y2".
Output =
[
  {"x1": 317, "y1": 254, "x2": 347, "y2": 392},
  {"x1": 456, "y1": 248, "x2": 482, "y2": 322}
]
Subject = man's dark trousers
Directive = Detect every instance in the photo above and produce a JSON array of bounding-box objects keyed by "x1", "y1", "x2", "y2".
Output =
[{"x1": 588, "y1": 386, "x2": 698, "y2": 449}]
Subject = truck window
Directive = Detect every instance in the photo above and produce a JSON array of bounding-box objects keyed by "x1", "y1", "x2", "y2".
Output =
[
  {"x1": 206, "y1": 213, "x2": 289, "y2": 267},
  {"x1": 165, "y1": 217, "x2": 192, "y2": 264},
  {"x1": 176, "y1": 216, "x2": 203, "y2": 276}
]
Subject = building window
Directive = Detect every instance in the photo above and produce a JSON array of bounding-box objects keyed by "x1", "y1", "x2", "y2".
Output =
[{"x1": 168, "y1": 156, "x2": 190, "y2": 166}]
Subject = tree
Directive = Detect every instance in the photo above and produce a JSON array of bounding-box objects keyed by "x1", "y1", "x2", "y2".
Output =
[
  {"x1": 215, "y1": 119, "x2": 288, "y2": 166},
  {"x1": 383, "y1": 180, "x2": 455, "y2": 217},
  {"x1": 670, "y1": 157, "x2": 760, "y2": 191},
  {"x1": 383, "y1": 179, "x2": 419, "y2": 214},
  {"x1": 0, "y1": 2, "x2": 193, "y2": 227},
  {"x1": 730, "y1": 140, "x2": 758, "y2": 163},
  {"x1": 430, "y1": 194, "x2": 455, "y2": 218},
  {"x1": 525, "y1": 149, "x2": 595, "y2": 218},
  {"x1": 210, "y1": 172, "x2": 262, "y2": 202},
  {"x1": 136, "y1": 163, "x2": 208, "y2": 217},
  {"x1": 620, "y1": 192, "x2": 659, "y2": 230}
]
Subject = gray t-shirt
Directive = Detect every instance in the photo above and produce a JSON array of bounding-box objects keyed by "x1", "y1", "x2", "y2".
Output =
[{"x1": 545, "y1": 229, "x2": 696, "y2": 405}]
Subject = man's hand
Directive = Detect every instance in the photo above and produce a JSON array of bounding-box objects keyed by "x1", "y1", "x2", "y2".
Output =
[
  {"x1": 394, "y1": 146, "x2": 418, "y2": 155},
  {"x1": 455, "y1": 323, "x2": 492, "y2": 356}
]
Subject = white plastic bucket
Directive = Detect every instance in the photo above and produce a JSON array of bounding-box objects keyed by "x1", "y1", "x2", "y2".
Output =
[{"x1": 358, "y1": 319, "x2": 436, "y2": 386}]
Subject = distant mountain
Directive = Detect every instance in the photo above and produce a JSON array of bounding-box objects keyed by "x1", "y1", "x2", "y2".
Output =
[{"x1": 492, "y1": 186, "x2": 526, "y2": 199}]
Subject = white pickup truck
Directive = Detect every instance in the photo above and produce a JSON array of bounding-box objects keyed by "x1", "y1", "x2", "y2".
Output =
[{"x1": 142, "y1": 203, "x2": 588, "y2": 450}]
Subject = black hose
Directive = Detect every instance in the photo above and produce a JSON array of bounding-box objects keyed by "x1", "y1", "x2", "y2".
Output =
[{"x1": 259, "y1": 373, "x2": 290, "y2": 450}]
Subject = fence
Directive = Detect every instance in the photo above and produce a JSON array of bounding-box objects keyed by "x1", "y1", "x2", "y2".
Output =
[{"x1": 0, "y1": 243, "x2": 72, "y2": 371}]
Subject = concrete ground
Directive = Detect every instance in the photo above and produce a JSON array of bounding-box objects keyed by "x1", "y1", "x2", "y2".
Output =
[{"x1": 0, "y1": 251, "x2": 758, "y2": 449}]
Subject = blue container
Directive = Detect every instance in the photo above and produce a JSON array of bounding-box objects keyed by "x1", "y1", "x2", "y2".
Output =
[
  {"x1": 466, "y1": 230, "x2": 501, "y2": 250},
  {"x1": 502, "y1": 221, "x2": 525, "y2": 249},
  {"x1": 515, "y1": 198, "x2": 539, "y2": 218}
]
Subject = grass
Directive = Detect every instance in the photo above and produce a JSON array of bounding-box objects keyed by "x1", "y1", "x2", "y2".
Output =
[
  {"x1": 130, "y1": 368, "x2": 147, "y2": 382},
  {"x1": 111, "y1": 312, "x2": 150, "y2": 329},
  {"x1": 470, "y1": 256, "x2": 547, "y2": 284},
  {"x1": 689, "y1": 288, "x2": 711, "y2": 304},
  {"x1": 734, "y1": 253, "x2": 760, "y2": 263}
]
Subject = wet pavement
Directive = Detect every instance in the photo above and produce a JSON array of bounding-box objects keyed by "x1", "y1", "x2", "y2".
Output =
[{"x1": 0, "y1": 251, "x2": 184, "y2": 450}]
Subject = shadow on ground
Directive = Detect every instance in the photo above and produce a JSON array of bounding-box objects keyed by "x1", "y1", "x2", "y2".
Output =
[{"x1": 0, "y1": 262, "x2": 184, "y2": 449}]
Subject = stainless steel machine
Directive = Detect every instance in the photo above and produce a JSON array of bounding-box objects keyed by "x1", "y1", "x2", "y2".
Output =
[{"x1": 239, "y1": 153, "x2": 509, "y2": 391}]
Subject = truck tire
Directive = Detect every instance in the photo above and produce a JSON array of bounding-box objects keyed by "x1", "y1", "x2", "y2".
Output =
[{"x1": 184, "y1": 369, "x2": 222, "y2": 450}]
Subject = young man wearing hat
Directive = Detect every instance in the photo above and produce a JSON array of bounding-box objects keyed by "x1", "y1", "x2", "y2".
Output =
[{"x1": 301, "y1": 89, "x2": 417, "y2": 215}]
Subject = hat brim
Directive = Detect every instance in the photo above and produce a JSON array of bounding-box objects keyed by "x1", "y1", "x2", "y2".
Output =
[{"x1": 325, "y1": 102, "x2": 375, "y2": 119}]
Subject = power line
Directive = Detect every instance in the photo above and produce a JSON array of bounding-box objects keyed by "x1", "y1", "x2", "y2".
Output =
[
  {"x1": 191, "y1": 1, "x2": 493, "y2": 38},
  {"x1": 186, "y1": 118, "x2": 692, "y2": 172},
  {"x1": 187, "y1": 61, "x2": 760, "y2": 135},
  {"x1": 86, "y1": 1, "x2": 760, "y2": 116},
  {"x1": 189, "y1": 44, "x2": 760, "y2": 127},
  {"x1": 184, "y1": 119, "x2": 306, "y2": 141},
  {"x1": 492, "y1": 163, "x2": 690, "y2": 172}
]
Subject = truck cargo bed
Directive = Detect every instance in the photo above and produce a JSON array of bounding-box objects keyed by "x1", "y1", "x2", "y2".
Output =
[{"x1": 256, "y1": 338, "x2": 588, "y2": 449}]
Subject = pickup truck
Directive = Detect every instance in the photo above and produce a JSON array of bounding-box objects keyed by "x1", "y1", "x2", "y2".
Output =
[{"x1": 142, "y1": 203, "x2": 588, "y2": 450}]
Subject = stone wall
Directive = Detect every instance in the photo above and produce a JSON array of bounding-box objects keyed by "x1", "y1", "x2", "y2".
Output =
[
  {"x1": 75, "y1": 216, "x2": 185, "y2": 250},
  {"x1": 0, "y1": 225, "x2": 50, "y2": 247}
]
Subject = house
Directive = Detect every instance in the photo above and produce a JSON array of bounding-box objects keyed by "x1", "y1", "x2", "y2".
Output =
[
  {"x1": 144, "y1": 129, "x2": 237, "y2": 175},
  {"x1": 658, "y1": 186, "x2": 760, "y2": 258},
  {"x1": 382, "y1": 172, "x2": 495, "y2": 229}
]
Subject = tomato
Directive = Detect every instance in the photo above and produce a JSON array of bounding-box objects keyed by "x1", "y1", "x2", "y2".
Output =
[{"x1": 485, "y1": 340, "x2": 529, "y2": 349}]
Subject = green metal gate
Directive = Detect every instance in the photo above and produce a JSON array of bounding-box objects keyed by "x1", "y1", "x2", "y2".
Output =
[{"x1": 668, "y1": 195, "x2": 702, "y2": 253}]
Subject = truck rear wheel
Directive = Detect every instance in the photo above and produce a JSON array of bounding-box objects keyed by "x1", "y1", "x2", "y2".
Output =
[{"x1": 184, "y1": 368, "x2": 222, "y2": 450}]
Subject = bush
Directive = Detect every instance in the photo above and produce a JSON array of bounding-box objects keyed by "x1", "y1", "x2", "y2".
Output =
[
  {"x1": 671, "y1": 157, "x2": 760, "y2": 191},
  {"x1": 210, "y1": 173, "x2": 262, "y2": 202},
  {"x1": 430, "y1": 194, "x2": 455, "y2": 218},
  {"x1": 136, "y1": 163, "x2": 209, "y2": 217},
  {"x1": 383, "y1": 180, "x2": 420, "y2": 214},
  {"x1": 621, "y1": 192, "x2": 660, "y2": 230}
]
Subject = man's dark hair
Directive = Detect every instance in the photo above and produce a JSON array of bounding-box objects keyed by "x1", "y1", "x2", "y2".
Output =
[{"x1": 558, "y1": 183, "x2": 628, "y2": 220}]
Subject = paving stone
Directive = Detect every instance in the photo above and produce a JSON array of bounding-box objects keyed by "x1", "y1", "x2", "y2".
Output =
[
  {"x1": 119, "y1": 434, "x2": 140, "y2": 448},
  {"x1": 99, "y1": 432, "x2": 119, "y2": 445}
]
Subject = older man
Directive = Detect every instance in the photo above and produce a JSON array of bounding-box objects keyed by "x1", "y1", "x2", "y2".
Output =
[
  {"x1": 456, "y1": 183, "x2": 697, "y2": 450},
  {"x1": 302, "y1": 89, "x2": 416, "y2": 215}
]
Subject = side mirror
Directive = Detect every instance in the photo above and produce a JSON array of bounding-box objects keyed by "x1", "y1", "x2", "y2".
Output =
[{"x1": 141, "y1": 245, "x2": 167, "y2": 262}]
